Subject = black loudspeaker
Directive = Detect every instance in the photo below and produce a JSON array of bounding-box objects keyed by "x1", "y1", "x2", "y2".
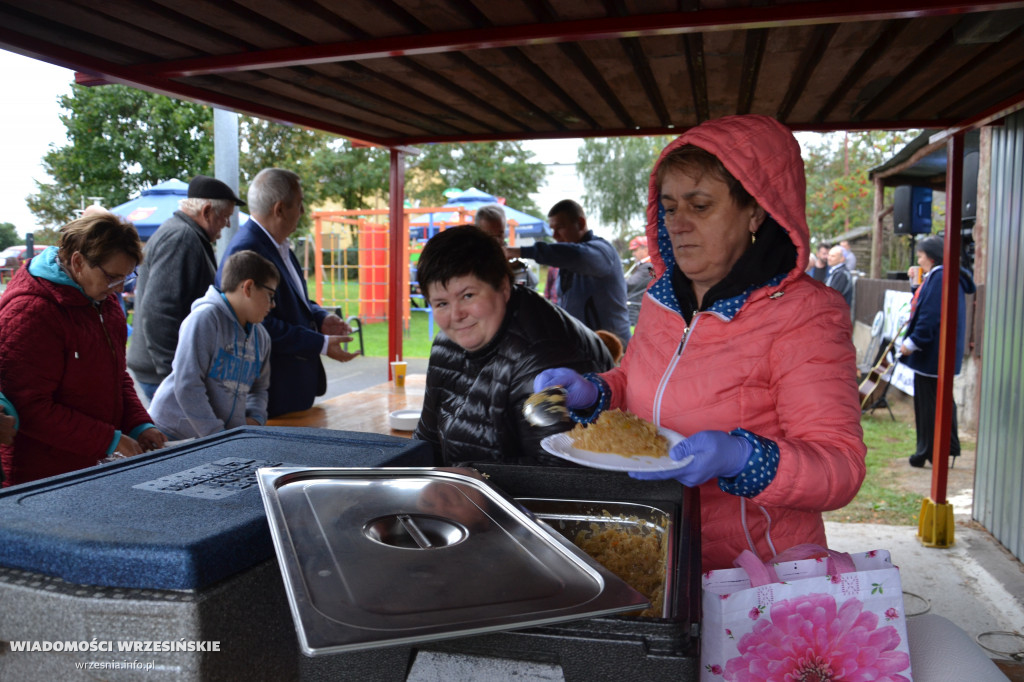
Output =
[
  {"x1": 962, "y1": 150, "x2": 979, "y2": 220},
  {"x1": 893, "y1": 185, "x2": 933, "y2": 234}
]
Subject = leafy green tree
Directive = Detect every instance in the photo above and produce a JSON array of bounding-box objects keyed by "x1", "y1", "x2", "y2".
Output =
[
  {"x1": 802, "y1": 130, "x2": 920, "y2": 241},
  {"x1": 310, "y1": 140, "x2": 390, "y2": 212},
  {"x1": 28, "y1": 84, "x2": 214, "y2": 227},
  {"x1": 576, "y1": 136, "x2": 675, "y2": 244},
  {"x1": 0, "y1": 222, "x2": 18, "y2": 250},
  {"x1": 237, "y1": 116, "x2": 342, "y2": 234},
  {"x1": 29, "y1": 227, "x2": 62, "y2": 246},
  {"x1": 409, "y1": 141, "x2": 545, "y2": 215}
]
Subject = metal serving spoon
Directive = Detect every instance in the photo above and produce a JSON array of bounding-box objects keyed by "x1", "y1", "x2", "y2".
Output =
[{"x1": 522, "y1": 386, "x2": 570, "y2": 427}]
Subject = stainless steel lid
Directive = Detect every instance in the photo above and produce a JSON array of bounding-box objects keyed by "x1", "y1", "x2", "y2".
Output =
[{"x1": 257, "y1": 467, "x2": 649, "y2": 656}]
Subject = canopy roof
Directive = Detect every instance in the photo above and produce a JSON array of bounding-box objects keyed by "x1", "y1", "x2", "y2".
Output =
[
  {"x1": 869, "y1": 128, "x2": 981, "y2": 189},
  {"x1": 2, "y1": 1, "x2": 1023, "y2": 147},
  {"x1": 409, "y1": 188, "x2": 552, "y2": 239}
]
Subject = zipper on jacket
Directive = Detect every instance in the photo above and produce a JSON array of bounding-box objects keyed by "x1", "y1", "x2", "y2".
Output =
[
  {"x1": 96, "y1": 309, "x2": 117, "y2": 358},
  {"x1": 652, "y1": 316, "x2": 699, "y2": 426}
]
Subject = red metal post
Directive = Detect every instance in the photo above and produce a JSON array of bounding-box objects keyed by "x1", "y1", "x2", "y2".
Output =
[
  {"x1": 930, "y1": 133, "x2": 964, "y2": 505},
  {"x1": 387, "y1": 149, "x2": 406, "y2": 377}
]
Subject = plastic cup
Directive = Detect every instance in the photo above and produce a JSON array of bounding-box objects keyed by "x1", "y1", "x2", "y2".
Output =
[{"x1": 390, "y1": 361, "x2": 407, "y2": 389}]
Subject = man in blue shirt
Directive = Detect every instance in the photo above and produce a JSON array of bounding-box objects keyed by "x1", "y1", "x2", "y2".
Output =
[{"x1": 506, "y1": 200, "x2": 632, "y2": 347}]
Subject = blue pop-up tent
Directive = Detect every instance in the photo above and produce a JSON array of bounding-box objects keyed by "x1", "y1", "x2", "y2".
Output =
[
  {"x1": 109, "y1": 179, "x2": 247, "y2": 241},
  {"x1": 410, "y1": 187, "x2": 551, "y2": 242}
]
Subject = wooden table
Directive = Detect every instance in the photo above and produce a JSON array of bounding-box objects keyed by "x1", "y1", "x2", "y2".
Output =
[{"x1": 266, "y1": 374, "x2": 426, "y2": 438}]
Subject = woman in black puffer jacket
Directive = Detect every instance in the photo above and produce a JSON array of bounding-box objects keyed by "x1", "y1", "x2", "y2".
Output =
[{"x1": 413, "y1": 226, "x2": 614, "y2": 466}]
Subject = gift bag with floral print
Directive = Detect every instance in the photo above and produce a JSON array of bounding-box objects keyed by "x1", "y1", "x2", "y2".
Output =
[{"x1": 700, "y1": 543, "x2": 912, "y2": 681}]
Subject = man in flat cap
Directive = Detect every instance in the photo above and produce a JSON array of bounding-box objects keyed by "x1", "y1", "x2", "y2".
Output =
[{"x1": 128, "y1": 175, "x2": 245, "y2": 399}]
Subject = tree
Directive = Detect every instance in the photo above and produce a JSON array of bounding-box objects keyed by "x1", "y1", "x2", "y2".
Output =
[
  {"x1": 409, "y1": 141, "x2": 545, "y2": 215},
  {"x1": 802, "y1": 130, "x2": 920, "y2": 241},
  {"x1": 29, "y1": 227, "x2": 62, "y2": 246},
  {"x1": 0, "y1": 223, "x2": 18, "y2": 250},
  {"x1": 576, "y1": 136, "x2": 675, "y2": 243},
  {"x1": 310, "y1": 140, "x2": 390, "y2": 212},
  {"x1": 28, "y1": 84, "x2": 214, "y2": 226}
]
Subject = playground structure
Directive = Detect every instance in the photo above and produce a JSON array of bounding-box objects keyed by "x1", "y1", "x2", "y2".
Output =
[{"x1": 309, "y1": 206, "x2": 528, "y2": 336}]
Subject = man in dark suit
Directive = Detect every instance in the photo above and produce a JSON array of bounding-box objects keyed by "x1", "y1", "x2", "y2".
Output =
[{"x1": 217, "y1": 168, "x2": 358, "y2": 417}]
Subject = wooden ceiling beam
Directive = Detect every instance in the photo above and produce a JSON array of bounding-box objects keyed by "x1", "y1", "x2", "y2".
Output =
[
  {"x1": 684, "y1": 34, "x2": 710, "y2": 123},
  {"x1": 776, "y1": 24, "x2": 837, "y2": 122},
  {"x1": 737, "y1": 29, "x2": 767, "y2": 115},
  {"x1": 145, "y1": 0, "x2": 1024, "y2": 77},
  {"x1": 812, "y1": 19, "x2": 909, "y2": 122},
  {"x1": 853, "y1": 22, "x2": 960, "y2": 121},
  {"x1": 896, "y1": 26, "x2": 1024, "y2": 118}
]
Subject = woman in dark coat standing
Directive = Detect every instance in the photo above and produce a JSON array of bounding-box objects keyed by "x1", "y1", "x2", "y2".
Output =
[
  {"x1": 413, "y1": 226, "x2": 613, "y2": 466},
  {"x1": 900, "y1": 235, "x2": 976, "y2": 468},
  {"x1": 0, "y1": 212, "x2": 165, "y2": 486}
]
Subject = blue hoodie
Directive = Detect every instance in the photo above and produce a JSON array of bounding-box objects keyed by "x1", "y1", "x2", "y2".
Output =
[{"x1": 147, "y1": 285, "x2": 271, "y2": 439}]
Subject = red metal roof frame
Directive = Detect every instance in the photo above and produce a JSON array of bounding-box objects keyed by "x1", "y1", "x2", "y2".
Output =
[{"x1": 3, "y1": 0, "x2": 1024, "y2": 147}]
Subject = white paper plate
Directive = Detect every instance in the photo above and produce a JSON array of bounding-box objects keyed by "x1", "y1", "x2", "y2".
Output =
[
  {"x1": 388, "y1": 409, "x2": 421, "y2": 431},
  {"x1": 540, "y1": 427, "x2": 689, "y2": 472}
]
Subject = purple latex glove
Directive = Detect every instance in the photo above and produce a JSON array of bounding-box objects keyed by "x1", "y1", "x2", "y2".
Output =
[
  {"x1": 629, "y1": 430, "x2": 753, "y2": 487},
  {"x1": 533, "y1": 368, "x2": 598, "y2": 409}
]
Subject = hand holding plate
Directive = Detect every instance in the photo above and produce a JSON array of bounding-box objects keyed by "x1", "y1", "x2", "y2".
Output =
[{"x1": 628, "y1": 430, "x2": 752, "y2": 486}]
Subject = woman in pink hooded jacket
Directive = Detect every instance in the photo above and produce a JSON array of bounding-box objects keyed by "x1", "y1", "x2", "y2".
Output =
[{"x1": 537, "y1": 115, "x2": 866, "y2": 571}]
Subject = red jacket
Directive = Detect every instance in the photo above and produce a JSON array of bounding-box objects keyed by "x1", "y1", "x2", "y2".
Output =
[
  {"x1": 601, "y1": 116, "x2": 866, "y2": 570},
  {"x1": 0, "y1": 254, "x2": 152, "y2": 486}
]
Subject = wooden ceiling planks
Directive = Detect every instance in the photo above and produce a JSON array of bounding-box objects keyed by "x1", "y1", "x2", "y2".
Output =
[{"x1": 2, "y1": 0, "x2": 1024, "y2": 144}]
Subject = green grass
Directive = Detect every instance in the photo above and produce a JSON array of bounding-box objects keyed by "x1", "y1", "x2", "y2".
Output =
[
  {"x1": 307, "y1": 276, "x2": 438, "y2": 358},
  {"x1": 824, "y1": 411, "x2": 922, "y2": 524},
  {"x1": 357, "y1": 311, "x2": 437, "y2": 358}
]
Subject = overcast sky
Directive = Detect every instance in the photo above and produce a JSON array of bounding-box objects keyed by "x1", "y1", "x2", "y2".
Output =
[
  {"x1": 0, "y1": 50, "x2": 75, "y2": 236},
  {"x1": 0, "y1": 48, "x2": 590, "y2": 237}
]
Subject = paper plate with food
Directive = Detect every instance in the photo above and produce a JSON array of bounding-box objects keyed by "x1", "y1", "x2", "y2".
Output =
[{"x1": 540, "y1": 409, "x2": 690, "y2": 472}]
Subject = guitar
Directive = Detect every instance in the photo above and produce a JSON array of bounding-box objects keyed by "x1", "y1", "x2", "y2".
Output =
[{"x1": 858, "y1": 321, "x2": 907, "y2": 410}]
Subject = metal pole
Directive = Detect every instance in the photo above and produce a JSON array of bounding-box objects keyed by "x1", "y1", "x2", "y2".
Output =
[
  {"x1": 213, "y1": 108, "x2": 240, "y2": 263},
  {"x1": 918, "y1": 131, "x2": 964, "y2": 548},
  {"x1": 931, "y1": 133, "x2": 964, "y2": 506},
  {"x1": 387, "y1": 149, "x2": 406, "y2": 376}
]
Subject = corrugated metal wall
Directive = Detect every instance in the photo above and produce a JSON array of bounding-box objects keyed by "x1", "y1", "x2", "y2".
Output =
[{"x1": 974, "y1": 111, "x2": 1024, "y2": 562}]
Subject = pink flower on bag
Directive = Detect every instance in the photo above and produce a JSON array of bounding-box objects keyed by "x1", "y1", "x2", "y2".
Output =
[
  {"x1": 829, "y1": 573, "x2": 841, "y2": 584},
  {"x1": 748, "y1": 605, "x2": 765, "y2": 620},
  {"x1": 885, "y1": 607, "x2": 899, "y2": 621},
  {"x1": 705, "y1": 663, "x2": 723, "y2": 675},
  {"x1": 724, "y1": 593, "x2": 910, "y2": 681}
]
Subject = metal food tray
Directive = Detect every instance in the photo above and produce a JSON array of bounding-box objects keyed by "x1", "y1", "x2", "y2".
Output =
[
  {"x1": 257, "y1": 467, "x2": 649, "y2": 656},
  {"x1": 518, "y1": 497, "x2": 675, "y2": 618}
]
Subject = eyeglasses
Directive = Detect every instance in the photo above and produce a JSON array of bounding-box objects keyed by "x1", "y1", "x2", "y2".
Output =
[
  {"x1": 259, "y1": 284, "x2": 277, "y2": 304},
  {"x1": 95, "y1": 262, "x2": 138, "y2": 290}
]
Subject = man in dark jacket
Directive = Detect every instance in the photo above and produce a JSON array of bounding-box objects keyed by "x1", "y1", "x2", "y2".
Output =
[
  {"x1": 413, "y1": 226, "x2": 613, "y2": 466},
  {"x1": 506, "y1": 200, "x2": 632, "y2": 347},
  {"x1": 217, "y1": 168, "x2": 357, "y2": 417},
  {"x1": 127, "y1": 175, "x2": 245, "y2": 399},
  {"x1": 824, "y1": 245, "x2": 854, "y2": 306},
  {"x1": 900, "y1": 236, "x2": 976, "y2": 468}
]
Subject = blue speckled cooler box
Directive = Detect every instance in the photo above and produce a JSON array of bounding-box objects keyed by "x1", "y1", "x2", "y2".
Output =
[{"x1": 0, "y1": 427, "x2": 433, "y2": 591}]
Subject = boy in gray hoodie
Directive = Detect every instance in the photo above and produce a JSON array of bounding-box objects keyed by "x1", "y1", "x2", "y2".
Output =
[{"x1": 149, "y1": 250, "x2": 277, "y2": 439}]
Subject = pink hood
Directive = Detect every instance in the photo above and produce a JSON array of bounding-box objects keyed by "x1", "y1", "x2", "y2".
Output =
[{"x1": 646, "y1": 115, "x2": 809, "y2": 286}]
